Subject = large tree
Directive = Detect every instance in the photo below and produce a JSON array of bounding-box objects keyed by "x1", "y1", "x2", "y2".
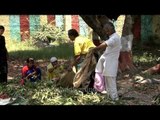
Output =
[{"x1": 80, "y1": 15, "x2": 136, "y2": 72}]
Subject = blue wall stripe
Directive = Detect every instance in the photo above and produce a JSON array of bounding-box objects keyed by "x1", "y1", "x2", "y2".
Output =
[
  {"x1": 9, "y1": 15, "x2": 21, "y2": 41},
  {"x1": 141, "y1": 15, "x2": 153, "y2": 42},
  {"x1": 55, "y1": 15, "x2": 64, "y2": 28},
  {"x1": 29, "y1": 15, "x2": 40, "y2": 36}
]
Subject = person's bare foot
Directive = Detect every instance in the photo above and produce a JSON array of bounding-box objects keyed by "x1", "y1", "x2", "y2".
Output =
[{"x1": 101, "y1": 90, "x2": 107, "y2": 94}]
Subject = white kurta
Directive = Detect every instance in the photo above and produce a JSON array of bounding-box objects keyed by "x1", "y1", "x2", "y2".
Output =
[{"x1": 95, "y1": 33, "x2": 121, "y2": 77}]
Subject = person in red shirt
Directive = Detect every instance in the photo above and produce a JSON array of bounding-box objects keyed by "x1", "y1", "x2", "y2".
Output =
[{"x1": 20, "y1": 58, "x2": 41, "y2": 85}]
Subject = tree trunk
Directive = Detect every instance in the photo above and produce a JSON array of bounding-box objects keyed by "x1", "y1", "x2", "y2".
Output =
[
  {"x1": 92, "y1": 31, "x2": 101, "y2": 46},
  {"x1": 80, "y1": 15, "x2": 109, "y2": 40},
  {"x1": 80, "y1": 15, "x2": 136, "y2": 72},
  {"x1": 119, "y1": 15, "x2": 136, "y2": 72}
]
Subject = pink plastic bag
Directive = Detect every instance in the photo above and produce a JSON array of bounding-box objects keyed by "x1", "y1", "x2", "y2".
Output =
[{"x1": 94, "y1": 72, "x2": 105, "y2": 92}]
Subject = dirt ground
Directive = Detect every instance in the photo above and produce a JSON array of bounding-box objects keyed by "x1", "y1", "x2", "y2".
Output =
[
  {"x1": 117, "y1": 72, "x2": 160, "y2": 105},
  {"x1": 7, "y1": 58, "x2": 160, "y2": 105}
]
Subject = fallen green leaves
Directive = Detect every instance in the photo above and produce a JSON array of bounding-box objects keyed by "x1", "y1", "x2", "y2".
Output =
[{"x1": 0, "y1": 80, "x2": 122, "y2": 105}]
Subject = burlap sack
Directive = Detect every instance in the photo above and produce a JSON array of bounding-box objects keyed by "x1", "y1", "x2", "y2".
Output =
[
  {"x1": 73, "y1": 50, "x2": 97, "y2": 88},
  {"x1": 56, "y1": 70, "x2": 75, "y2": 88}
]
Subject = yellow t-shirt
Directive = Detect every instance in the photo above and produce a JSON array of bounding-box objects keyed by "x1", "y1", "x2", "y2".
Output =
[
  {"x1": 47, "y1": 63, "x2": 64, "y2": 80},
  {"x1": 74, "y1": 36, "x2": 95, "y2": 56}
]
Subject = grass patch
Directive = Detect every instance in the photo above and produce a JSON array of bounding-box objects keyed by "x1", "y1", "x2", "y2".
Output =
[{"x1": 7, "y1": 40, "x2": 74, "y2": 60}]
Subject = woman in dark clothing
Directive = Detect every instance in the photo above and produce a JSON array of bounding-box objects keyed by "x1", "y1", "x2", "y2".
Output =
[{"x1": 0, "y1": 25, "x2": 8, "y2": 84}]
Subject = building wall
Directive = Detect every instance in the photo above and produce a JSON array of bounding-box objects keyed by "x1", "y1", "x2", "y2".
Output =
[
  {"x1": 133, "y1": 15, "x2": 160, "y2": 44},
  {"x1": 152, "y1": 15, "x2": 160, "y2": 44},
  {"x1": 0, "y1": 15, "x2": 90, "y2": 41},
  {"x1": 115, "y1": 15, "x2": 160, "y2": 45},
  {"x1": 141, "y1": 15, "x2": 153, "y2": 43},
  {"x1": 1, "y1": 15, "x2": 160, "y2": 44}
]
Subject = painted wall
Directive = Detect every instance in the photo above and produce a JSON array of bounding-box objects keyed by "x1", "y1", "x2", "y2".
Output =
[
  {"x1": 0, "y1": 15, "x2": 90, "y2": 41},
  {"x1": 1, "y1": 15, "x2": 160, "y2": 45},
  {"x1": 141, "y1": 15, "x2": 153, "y2": 43},
  {"x1": 133, "y1": 15, "x2": 160, "y2": 44},
  {"x1": 152, "y1": 15, "x2": 160, "y2": 44},
  {"x1": 115, "y1": 15, "x2": 160, "y2": 45}
]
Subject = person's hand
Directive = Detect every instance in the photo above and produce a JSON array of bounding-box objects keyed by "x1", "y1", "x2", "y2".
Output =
[
  {"x1": 27, "y1": 73, "x2": 32, "y2": 77},
  {"x1": 53, "y1": 63, "x2": 60, "y2": 69},
  {"x1": 26, "y1": 73, "x2": 32, "y2": 79},
  {"x1": 71, "y1": 60, "x2": 76, "y2": 67},
  {"x1": 89, "y1": 47, "x2": 96, "y2": 52}
]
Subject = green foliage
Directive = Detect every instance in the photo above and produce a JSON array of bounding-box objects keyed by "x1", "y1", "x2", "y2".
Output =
[
  {"x1": 132, "y1": 44, "x2": 159, "y2": 67},
  {"x1": 133, "y1": 52, "x2": 157, "y2": 64},
  {"x1": 32, "y1": 23, "x2": 67, "y2": 43},
  {"x1": 7, "y1": 22, "x2": 73, "y2": 60},
  {"x1": 0, "y1": 80, "x2": 123, "y2": 105}
]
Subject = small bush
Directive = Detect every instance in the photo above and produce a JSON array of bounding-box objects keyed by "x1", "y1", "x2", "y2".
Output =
[{"x1": 32, "y1": 23, "x2": 67, "y2": 44}]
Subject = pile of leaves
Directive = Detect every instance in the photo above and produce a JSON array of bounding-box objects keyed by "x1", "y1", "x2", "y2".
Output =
[
  {"x1": 4, "y1": 58, "x2": 111, "y2": 105},
  {"x1": 32, "y1": 23, "x2": 67, "y2": 45},
  {"x1": 0, "y1": 79, "x2": 123, "y2": 105}
]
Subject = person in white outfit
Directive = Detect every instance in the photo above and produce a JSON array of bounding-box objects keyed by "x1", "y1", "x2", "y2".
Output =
[{"x1": 92, "y1": 22, "x2": 121, "y2": 100}]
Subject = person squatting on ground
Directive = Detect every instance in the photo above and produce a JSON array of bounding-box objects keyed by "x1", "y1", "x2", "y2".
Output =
[
  {"x1": 0, "y1": 25, "x2": 9, "y2": 84},
  {"x1": 92, "y1": 22, "x2": 121, "y2": 101},
  {"x1": 20, "y1": 58, "x2": 41, "y2": 85},
  {"x1": 68, "y1": 29, "x2": 96, "y2": 72},
  {"x1": 47, "y1": 57, "x2": 62, "y2": 81}
]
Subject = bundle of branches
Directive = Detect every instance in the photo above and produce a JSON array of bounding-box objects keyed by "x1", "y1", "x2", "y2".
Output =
[
  {"x1": 56, "y1": 70, "x2": 75, "y2": 88},
  {"x1": 153, "y1": 94, "x2": 160, "y2": 105},
  {"x1": 32, "y1": 23, "x2": 67, "y2": 45},
  {"x1": 55, "y1": 60, "x2": 75, "y2": 88},
  {"x1": 73, "y1": 50, "x2": 97, "y2": 89}
]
